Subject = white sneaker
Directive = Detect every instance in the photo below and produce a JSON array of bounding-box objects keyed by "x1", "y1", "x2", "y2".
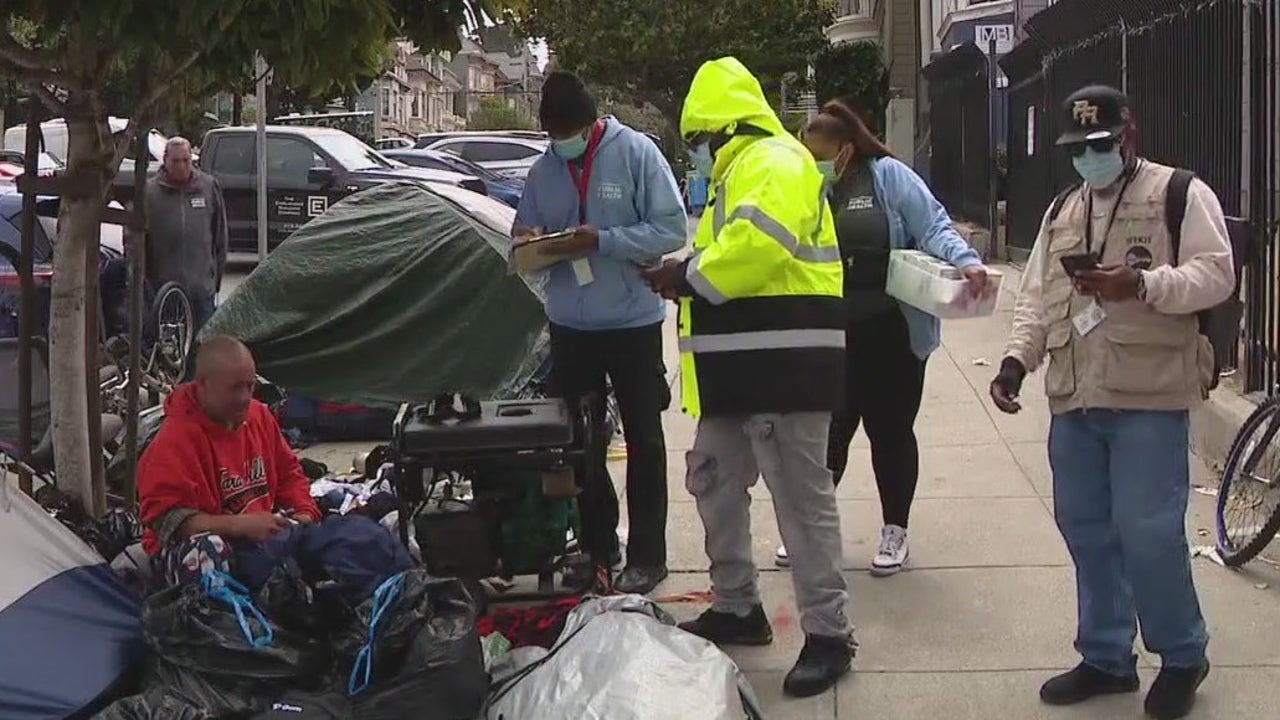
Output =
[
  {"x1": 774, "y1": 544, "x2": 790, "y2": 567},
  {"x1": 870, "y1": 525, "x2": 909, "y2": 576}
]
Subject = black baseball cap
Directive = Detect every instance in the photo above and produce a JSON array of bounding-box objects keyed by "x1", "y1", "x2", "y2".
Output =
[{"x1": 1055, "y1": 84, "x2": 1130, "y2": 146}]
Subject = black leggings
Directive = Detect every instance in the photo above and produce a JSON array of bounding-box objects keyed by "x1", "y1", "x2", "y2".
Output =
[{"x1": 827, "y1": 308, "x2": 927, "y2": 528}]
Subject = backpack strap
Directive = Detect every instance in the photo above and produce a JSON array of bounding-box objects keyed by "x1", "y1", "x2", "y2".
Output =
[
  {"x1": 1047, "y1": 181, "x2": 1082, "y2": 224},
  {"x1": 1165, "y1": 168, "x2": 1195, "y2": 263}
]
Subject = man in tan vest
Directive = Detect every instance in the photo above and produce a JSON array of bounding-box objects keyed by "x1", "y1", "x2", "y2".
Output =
[{"x1": 988, "y1": 85, "x2": 1234, "y2": 720}]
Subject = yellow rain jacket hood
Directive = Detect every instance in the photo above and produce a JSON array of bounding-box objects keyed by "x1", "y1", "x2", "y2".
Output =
[
  {"x1": 675, "y1": 57, "x2": 845, "y2": 418},
  {"x1": 680, "y1": 57, "x2": 788, "y2": 180}
]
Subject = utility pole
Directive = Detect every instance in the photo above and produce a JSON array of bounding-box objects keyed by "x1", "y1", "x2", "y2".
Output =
[{"x1": 255, "y1": 54, "x2": 269, "y2": 263}]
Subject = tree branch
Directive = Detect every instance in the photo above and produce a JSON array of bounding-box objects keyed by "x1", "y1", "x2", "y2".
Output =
[
  {"x1": 0, "y1": 30, "x2": 72, "y2": 88},
  {"x1": 29, "y1": 82, "x2": 65, "y2": 114}
]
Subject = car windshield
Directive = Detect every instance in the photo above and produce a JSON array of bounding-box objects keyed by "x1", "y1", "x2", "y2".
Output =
[
  {"x1": 311, "y1": 132, "x2": 393, "y2": 171},
  {"x1": 438, "y1": 154, "x2": 504, "y2": 182}
]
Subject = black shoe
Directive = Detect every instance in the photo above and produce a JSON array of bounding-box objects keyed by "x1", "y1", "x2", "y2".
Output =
[
  {"x1": 678, "y1": 605, "x2": 773, "y2": 646},
  {"x1": 614, "y1": 565, "x2": 669, "y2": 595},
  {"x1": 1039, "y1": 662, "x2": 1140, "y2": 706},
  {"x1": 783, "y1": 634, "x2": 855, "y2": 698},
  {"x1": 1145, "y1": 662, "x2": 1209, "y2": 720}
]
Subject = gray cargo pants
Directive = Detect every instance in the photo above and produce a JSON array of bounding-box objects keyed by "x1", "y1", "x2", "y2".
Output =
[{"x1": 685, "y1": 412, "x2": 853, "y2": 639}]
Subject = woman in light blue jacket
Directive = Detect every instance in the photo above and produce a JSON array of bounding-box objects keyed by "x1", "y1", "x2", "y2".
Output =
[{"x1": 775, "y1": 100, "x2": 989, "y2": 575}]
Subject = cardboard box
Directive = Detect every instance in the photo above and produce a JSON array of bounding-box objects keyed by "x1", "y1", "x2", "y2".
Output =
[{"x1": 885, "y1": 250, "x2": 1003, "y2": 319}]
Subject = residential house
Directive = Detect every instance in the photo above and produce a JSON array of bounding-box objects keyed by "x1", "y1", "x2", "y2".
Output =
[
  {"x1": 449, "y1": 36, "x2": 501, "y2": 121},
  {"x1": 406, "y1": 51, "x2": 467, "y2": 135},
  {"x1": 479, "y1": 25, "x2": 542, "y2": 121},
  {"x1": 823, "y1": 0, "x2": 922, "y2": 159},
  {"x1": 376, "y1": 41, "x2": 416, "y2": 138}
]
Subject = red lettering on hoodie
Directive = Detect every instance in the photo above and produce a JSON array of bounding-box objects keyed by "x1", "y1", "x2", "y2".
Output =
[{"x1": 137, "y1": 382, "x2": 321, "y2": 554}]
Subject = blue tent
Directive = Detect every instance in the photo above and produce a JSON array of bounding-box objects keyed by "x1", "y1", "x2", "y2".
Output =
[{"x1": 0, "y1": 487, "x2": 141, "y2": 719}]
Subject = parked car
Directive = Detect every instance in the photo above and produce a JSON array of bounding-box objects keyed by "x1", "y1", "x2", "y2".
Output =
[
  {"x1": 374, "y1": 137, "x2": 415, "y2": 151},
  {"x1": 419, "y1": 134, "x2": 548, "y2": 181},
  {"x1": 382, "y1": 148, "x2": 523, "y2": 208},
  {"x1": 0, "y1": 150, "x2": 63, "y2": 186},
  {"x1": 0, "y1": 191, "x2": 123, "y2": 338},
  {"x1": 199, "y1": 125, "x2": 490, "y2": 254},
  {"x1": 412, "y1": 130, "x2": 547, "y2": 150}
]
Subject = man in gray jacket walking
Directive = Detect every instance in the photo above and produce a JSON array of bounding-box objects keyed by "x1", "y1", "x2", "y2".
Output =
[{"x1": 144, "y1": 136, "x2": 228, "y2": 335}]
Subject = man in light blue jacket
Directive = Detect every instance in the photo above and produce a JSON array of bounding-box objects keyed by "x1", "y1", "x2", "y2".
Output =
[{"x1": 513, "y1": 71, "x2": 687, "y2": 594}]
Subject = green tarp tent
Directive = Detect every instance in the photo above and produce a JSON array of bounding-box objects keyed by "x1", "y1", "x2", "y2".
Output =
[{"x1": 203, "y1": 181, "x2": 548, "y2": 406}]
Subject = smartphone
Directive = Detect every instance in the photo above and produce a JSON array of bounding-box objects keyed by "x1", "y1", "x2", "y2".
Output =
[{"x1": 1059, "y1": 253, "x2": 1099, "y2": 276}]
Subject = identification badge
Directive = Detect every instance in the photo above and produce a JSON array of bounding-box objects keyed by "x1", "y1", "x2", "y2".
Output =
[
  {"x1": 190, "y1": 197, "x2": 207, "y2": 209},
  {"x1": 1072, "y1": 300, "x2": 1106, "y2": 336},
  {"x1": 572, "y1": 258, "x2": 594, "y2": 286}
]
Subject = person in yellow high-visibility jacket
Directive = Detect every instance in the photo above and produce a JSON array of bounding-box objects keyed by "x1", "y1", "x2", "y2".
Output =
[{"x1": 642, "y1": 57, "x2": 854, "y2": 699}]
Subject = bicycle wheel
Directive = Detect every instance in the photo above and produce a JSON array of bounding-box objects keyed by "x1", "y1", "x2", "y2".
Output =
[
  {"x1": 151, "y1": 282, "x2": 194, "y2": 385},
  {"x1": 1216, "y1": 395, "x2": 1280, "y2": 566}
]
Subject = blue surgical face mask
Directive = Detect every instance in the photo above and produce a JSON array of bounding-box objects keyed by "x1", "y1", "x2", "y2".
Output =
[
  {"x1": 815, "y1": 160, "x2": 837, "y2": 180},
  {"x1": 688, "y1": 142, "x2": 714, "y2": 177},
  {"x1": 553, "y1": 132, "x2": 589, "y2": 160},
  {"x1": 1072, "y1": 146, "x2": 1125, "y2": 188}
]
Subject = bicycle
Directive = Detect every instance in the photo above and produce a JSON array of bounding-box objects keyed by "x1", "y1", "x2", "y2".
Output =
[{"x1": 1214, "y1": 394, "x2": 1280, "y2": 566}]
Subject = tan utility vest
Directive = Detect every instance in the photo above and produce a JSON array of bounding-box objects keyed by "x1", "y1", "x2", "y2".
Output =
[{"x1": 1038, "y1": 160, "x2": 1213, "y2": 414}]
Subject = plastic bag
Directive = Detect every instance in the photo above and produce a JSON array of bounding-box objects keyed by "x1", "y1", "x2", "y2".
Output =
[
  {"x1": 331, "y1": 570, "x2": 488, "y2": 720},
  {"x1": 91, "y1": 689, "x2": 216, "y2": 720},
  {"x1": 486, "y1": 595, "x2": 763, "y2": 720},
  {"x1": 140, "y1": 580, "x2": 328, "y2": 717}
]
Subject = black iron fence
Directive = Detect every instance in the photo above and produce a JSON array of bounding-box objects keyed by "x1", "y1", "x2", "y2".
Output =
[
  {"x1": 990, "y1": 0, "x2": 1279, "y2": 394},
  {"x1": 922, "y1": 45, "x2": 992, "y2": 226}
]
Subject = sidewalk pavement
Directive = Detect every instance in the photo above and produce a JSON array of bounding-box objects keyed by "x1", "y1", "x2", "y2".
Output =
[{"x1": 302, "y1": 264, "x2": 1280, "y2": 720}]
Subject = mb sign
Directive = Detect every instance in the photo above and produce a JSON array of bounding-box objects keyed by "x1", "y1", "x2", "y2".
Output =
[{"x1": 976, "y1": 24, "x2": 1014, "y2": 55}]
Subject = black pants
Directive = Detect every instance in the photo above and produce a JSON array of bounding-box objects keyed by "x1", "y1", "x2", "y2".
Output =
[
  {"x1": 549, "y1": 322, "x2": 670, "y2": 567},
  {"x1": 827, "y1": 308, "x2": 927, "y2": 528}
]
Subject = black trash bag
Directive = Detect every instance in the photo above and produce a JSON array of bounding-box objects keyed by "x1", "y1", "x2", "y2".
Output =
[
  {"x1": 331, "y1": 570, "x2": 488, "y2": 720},
  {"x1": 91, "y1": 688, "x2": 215, "y2": 720},
  {"x1": 246, "y1": 691, "x2": 353, "y2": 719},
  {"x1": 255, "y1": 563, "x2": 325, "y2": 637},
  {"x1": 141, "y1": 582, "x2": 328, "y2": 717}
]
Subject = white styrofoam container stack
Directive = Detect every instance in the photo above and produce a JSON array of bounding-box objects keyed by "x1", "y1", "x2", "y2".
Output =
[{"x1": 885, "y1": 249, "x2": 1003, "y2": 319}]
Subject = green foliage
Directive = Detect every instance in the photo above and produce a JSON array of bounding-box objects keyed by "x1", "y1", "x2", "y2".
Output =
[
  {"x1": 0, "y1": 1, "x2": 508, "y2": 151},
  {"x1": 510, "y1": 0, "x2": 835, "y2": 128},
  {"x1": 812, "y1": 40, "x2": 890, "y2": 135},
  {"x1": 467, "y1": 97, "x2": 537, "y2": 130}
]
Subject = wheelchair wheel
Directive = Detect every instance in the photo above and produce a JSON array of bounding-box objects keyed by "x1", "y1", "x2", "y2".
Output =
[
  {"x1": 151, "y1": 282, "x2": 194, "y2": 386},
  {"x1": 1216, "y1": 395, "x2": 1280, "y2": 567}
]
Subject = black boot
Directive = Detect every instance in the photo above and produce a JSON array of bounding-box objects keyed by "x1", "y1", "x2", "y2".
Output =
[
  {"x1": 783, "y1": 634, "x2": 854, "y2": 697},
  {"x1": 1144, "y1": 662, "x2": 1209, "y2": 720},
  {"x1": 1040, "y1": 662, "x2": 1140, "y2": 706},
  {"x1": 678, "y1": 605, "x2": 773, "y2": 646}
]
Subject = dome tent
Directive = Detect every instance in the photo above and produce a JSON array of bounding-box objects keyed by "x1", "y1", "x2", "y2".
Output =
[
  {"x1": 203, "y1": 181, "x2": 548, "y2": 407},
  {"x1": 0, "y1": 485, "x2": 141, "y2": 719}
]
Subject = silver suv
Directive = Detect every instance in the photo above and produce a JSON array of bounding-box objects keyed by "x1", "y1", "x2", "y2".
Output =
[{"x1": 422, "y1": 134, "x2": 548, "y2": 181}]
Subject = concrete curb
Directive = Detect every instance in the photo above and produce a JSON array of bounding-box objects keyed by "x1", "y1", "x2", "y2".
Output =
[{"x1": 1190, "y1": 388, "x2": 1256, "y2": 471}]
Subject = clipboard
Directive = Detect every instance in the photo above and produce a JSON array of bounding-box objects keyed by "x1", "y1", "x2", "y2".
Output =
[{"x1": 509, "y1": 230, "x2": 587, "y2": 274}]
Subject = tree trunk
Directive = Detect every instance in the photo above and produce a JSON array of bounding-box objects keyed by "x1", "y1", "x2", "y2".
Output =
[
  {"x1": 49, "y1": 111, "x2": 110, "y2": 514},
  {"x1": 232, "y1": 92, "x2": 243, "y2": 125}
]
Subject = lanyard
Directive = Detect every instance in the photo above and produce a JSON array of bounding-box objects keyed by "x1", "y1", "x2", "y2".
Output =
[
  {"x1": 1083, "y1": 160, "x2": 1140, "y2": 257},
  {"x1": 567, "y1": 120, "x2": 606, "y2": 224}
]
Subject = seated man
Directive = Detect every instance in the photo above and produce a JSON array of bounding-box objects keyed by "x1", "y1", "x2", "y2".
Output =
[{"x1": 138, "y1": 335, "x2": 409, "y2": 593}]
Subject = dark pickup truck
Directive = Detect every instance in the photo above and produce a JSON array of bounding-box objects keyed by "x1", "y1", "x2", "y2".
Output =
[{"x1": 199, "y1": 125, "x2": 488, "y2": 253}]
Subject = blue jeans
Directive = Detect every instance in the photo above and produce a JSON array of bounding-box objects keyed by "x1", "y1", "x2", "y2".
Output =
[
  {"x1": 1049, "y1": 409, "x2": 1209, "y2": 675},
  {"x1": 192, "y1": 292, "x2": 217, "y2": 335}
]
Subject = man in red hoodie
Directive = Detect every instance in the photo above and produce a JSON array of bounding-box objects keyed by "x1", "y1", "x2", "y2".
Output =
[{"x1": 138, "y1": 335, "x2": 322, "y2": 582}]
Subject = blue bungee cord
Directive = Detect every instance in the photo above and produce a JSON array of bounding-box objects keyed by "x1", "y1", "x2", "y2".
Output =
[
  {"x1": 202, "y1": 570, "x2": 274, "y2": 649},
  {"x1": 347, "y1": 571, "x2": 407, "y2": 696}
]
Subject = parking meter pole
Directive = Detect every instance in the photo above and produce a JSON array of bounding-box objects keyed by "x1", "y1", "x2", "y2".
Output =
[
  {"x1": 256, "y1": 55, "x2": 269, "y2": 263},
  {"x1": 987, "y1": 37, "x2": 999, "y2": 250},
  {"x1": 16, "y1": 99, "x2": 38, "y2": 495}
]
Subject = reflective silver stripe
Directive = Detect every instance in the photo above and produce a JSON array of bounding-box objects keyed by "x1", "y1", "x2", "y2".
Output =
[
  {"x1": 686, "y1": 253, "x2": 729, "y2": 305},
  {"x1": 724, "y1": 205, "x2": 842, "y2": 263},
  {"x1": 678, "y1": 329, "x2": 846, "y2": 353}
]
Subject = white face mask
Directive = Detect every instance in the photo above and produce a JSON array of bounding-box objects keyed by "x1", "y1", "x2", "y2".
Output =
[{"x1": 1072, "y1": 146, "x2": 1125, "y2": 188}]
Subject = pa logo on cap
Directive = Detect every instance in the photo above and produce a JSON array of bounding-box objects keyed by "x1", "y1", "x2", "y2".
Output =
[{"x1": 1072, "y1": 100, "x2": 1100, "y2": 126}]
